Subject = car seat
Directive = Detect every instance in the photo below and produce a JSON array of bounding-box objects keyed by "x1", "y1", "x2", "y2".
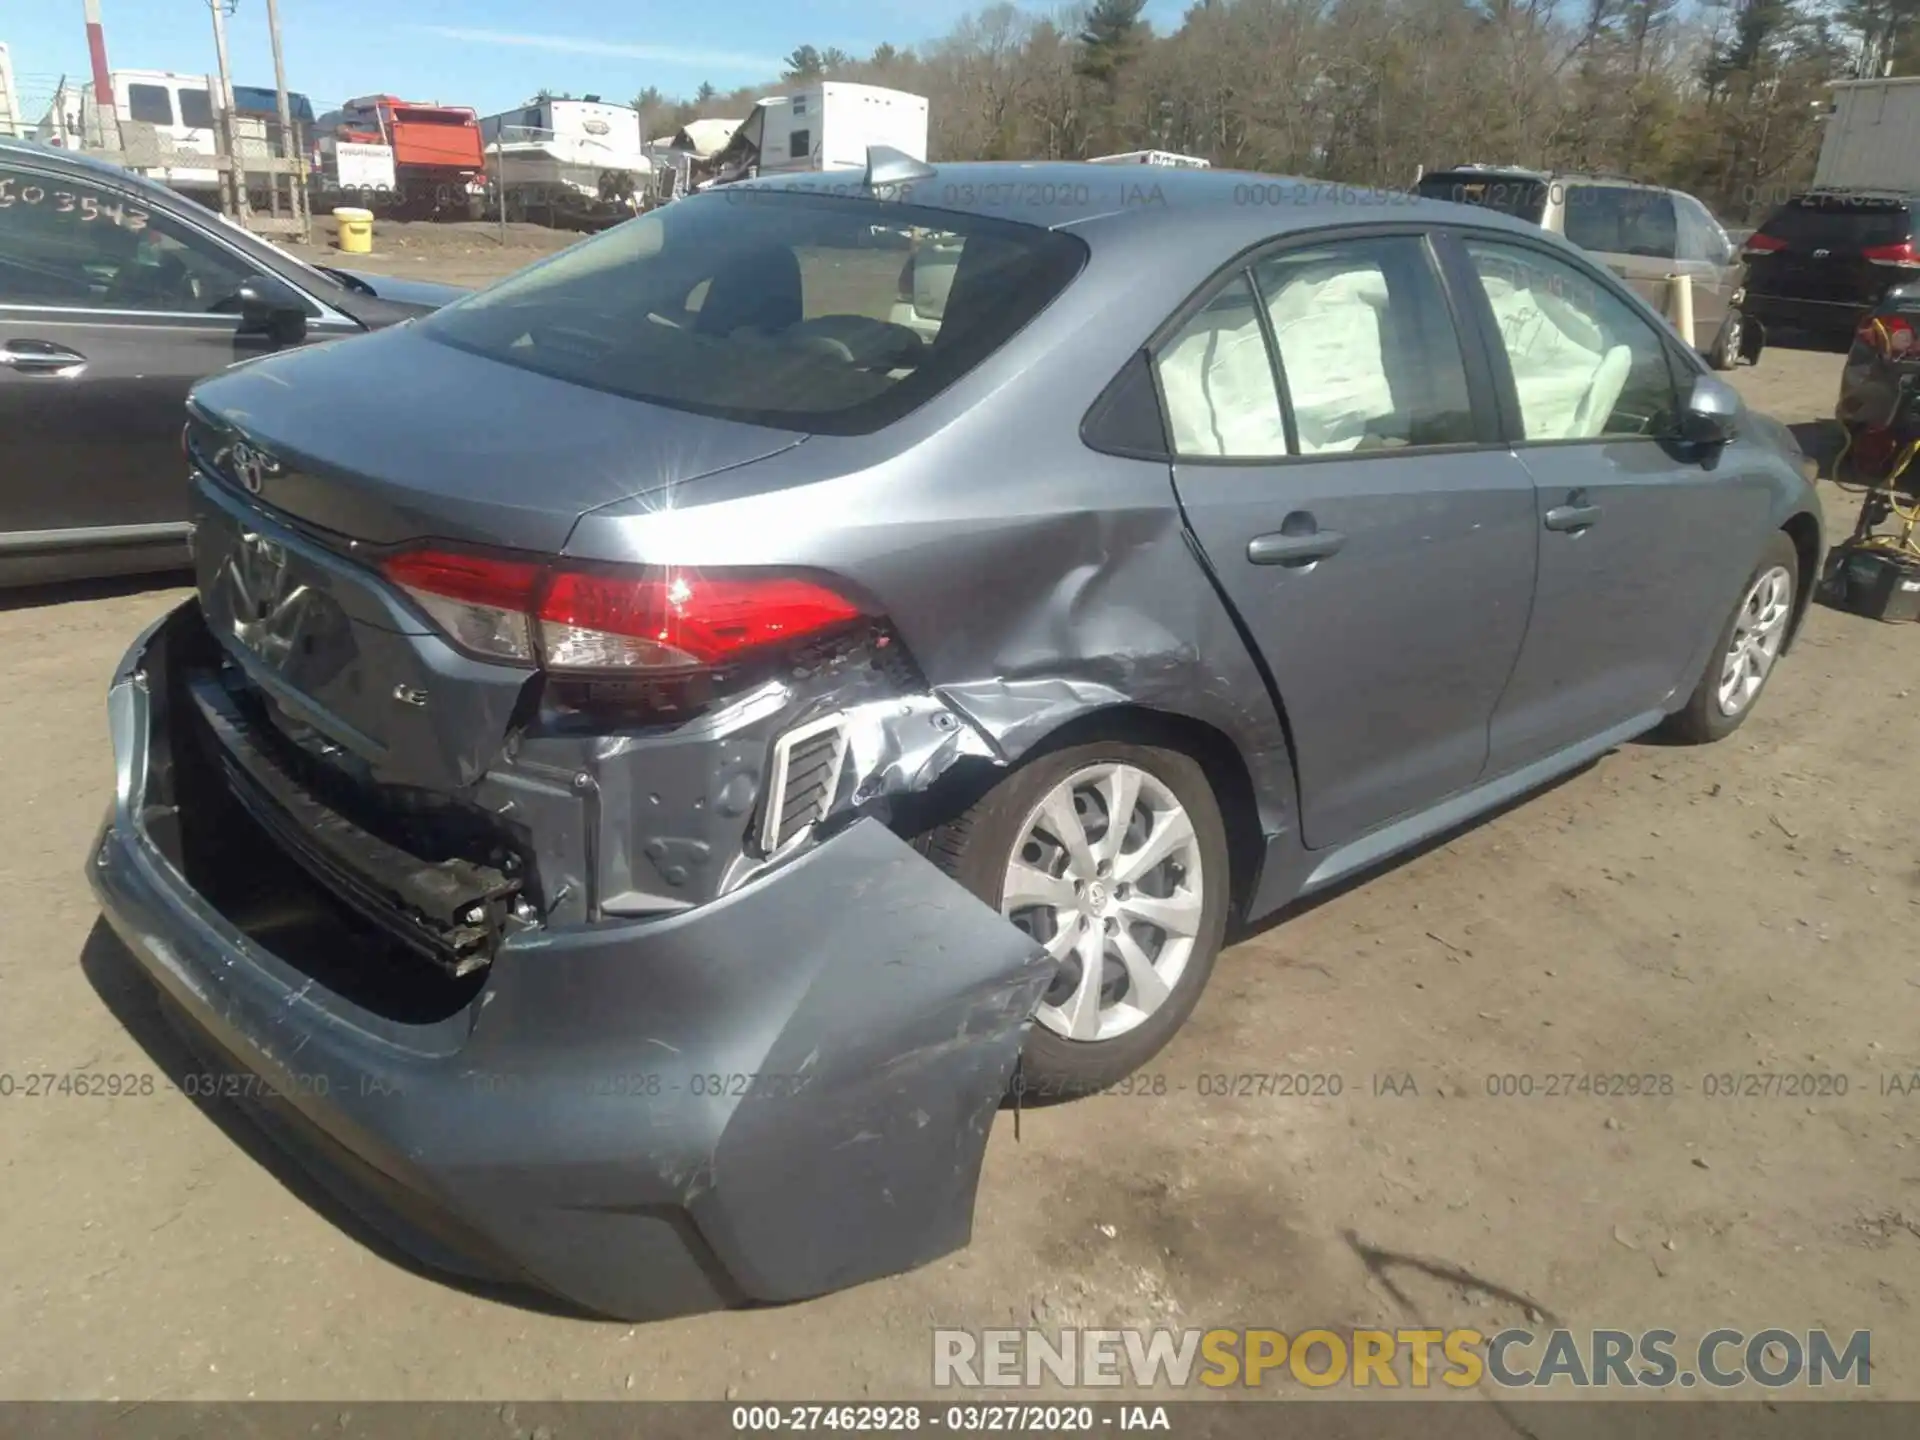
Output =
[
  {"x1": 1571, "y1": 344, "x2": 1634, "y2": 437},
  {"x1": 694, "y1": 244, "x2": 803, "y2": 338},
  {"x1": 104, "y1": 251, "x2": 194, "y2": 311}
]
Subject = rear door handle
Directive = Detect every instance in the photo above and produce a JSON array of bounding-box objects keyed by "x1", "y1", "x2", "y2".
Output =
[
  {"x1": 1248, "y1": 528, "x2": 1346, "y2": 566},
  {"x1": 0, "y1": 340, "x2": 88, "y2": 377},
  {"x1": 1544, "y1": 503, "x2": 1601, "y2": 533}
]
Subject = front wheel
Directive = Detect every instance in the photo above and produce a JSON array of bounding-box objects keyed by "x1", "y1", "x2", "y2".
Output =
[
  {"x1": 1661, "y1": 531, "x2": 1798, "y2": 743},
  {"x1": 917, "y1": 742, "x2": 1231, "y2": 1099}
]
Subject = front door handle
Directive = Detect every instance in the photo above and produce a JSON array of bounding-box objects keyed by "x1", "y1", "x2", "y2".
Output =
[
  {"x1": 0, "y1": 340, "x2": 88, "y2": 377},
  {"x1": 1248, "y1": 528, "x2": 1346, "y2": 567},
  {"x1": 1544, "y1": 502, "x2": 1601, "y2": 533}
]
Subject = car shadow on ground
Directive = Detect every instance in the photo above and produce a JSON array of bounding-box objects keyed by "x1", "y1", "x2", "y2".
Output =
[
  {"x1": 78, "y1": 918, "x2": 603, "y2": 1322},
  {"x1": 0, "y1": 571, "x2": 192, "y2": 614},
  {"x1": 1765, "y1": 327, "x2": 1854, "y2": 356},
  {"x1": 1792, "y1": 419, "x2": 1846, "y2": 476},
  {"x1": 1225, "y1": 758, "x2": 1601, "y2": 949},
  {"x1": 1785, "y1": 420, "x2": 1908, "y2": 616}
]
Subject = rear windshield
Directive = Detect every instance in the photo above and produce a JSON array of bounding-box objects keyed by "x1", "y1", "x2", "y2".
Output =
[
  {"x1": 1414, "y1": 172, "x2": 1548, "y2": 224},
  {"x1": 1762, "y1": 197, "x2": 1914, "y2": 249},
  {"x1": 422, "y1": 190, "x2": 1087, "y2": 434}
]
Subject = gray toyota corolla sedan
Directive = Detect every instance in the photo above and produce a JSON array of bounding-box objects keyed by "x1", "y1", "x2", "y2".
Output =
[{"x1": 89, "y1": 154, "x2": 1822, "y2": 1320}]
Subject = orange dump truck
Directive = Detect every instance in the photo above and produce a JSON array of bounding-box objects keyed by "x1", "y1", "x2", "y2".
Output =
[{"x1": 328, "y1": 94, "x2": 486, "y2": 217}]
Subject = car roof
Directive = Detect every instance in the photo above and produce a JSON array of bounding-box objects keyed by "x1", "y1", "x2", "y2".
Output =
[
  {"x1": 1424, "y1": 165, "x2": 1659, "y2": 189},
  {"x1": 729, "y1": 160, "x2": 1545, "y2": 239},
  {"x1": 1786, "y1": 187, "x2": 1918, "y2": 204}
]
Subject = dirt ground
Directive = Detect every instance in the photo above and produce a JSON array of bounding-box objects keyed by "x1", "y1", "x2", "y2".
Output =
[
  {"x1": 284, "y1": 218, "x2": 582, "y2": 288},
  {"x1": 0, "y1": 235, "x2": 1916, "y2": 1404}
]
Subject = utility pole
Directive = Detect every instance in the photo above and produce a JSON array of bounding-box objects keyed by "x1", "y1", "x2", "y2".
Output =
[
  {"x1": 83, "y1": 0, "x2": 112, "y2": 109},
  {"x1": 495, "y1": 135, "x2": 507, "y2": 246},
  {"x1": 82, "y1": 0, "x2": 118, "y2": 148},
  {"x1": 264, "y1": 0, "x2": 306, "y2": 238},
  {"x1": 206, "y1": 0, "x2": 244, "y2": 220}
]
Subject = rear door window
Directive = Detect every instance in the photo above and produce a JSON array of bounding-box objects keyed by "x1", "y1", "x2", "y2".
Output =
[
  {"x1": 1253, "y1": 235, "x2": 1476, "y2": 452},
  {"x1": 421, "y1": 190, "x2": 1086, "y2": 435},
  {"x1": 1674, "y1": 193, "x2": 1730, "y2": 264},
  {"x1": 1563, "y1": 186, "x2": 1677, "y2": 260},
  {"x1": 1153, "y1": 234, "x2": 1480, "y2": 460},
  {"x1": 1155, "y1": 274, "x2": 1288, "y2": 459}
]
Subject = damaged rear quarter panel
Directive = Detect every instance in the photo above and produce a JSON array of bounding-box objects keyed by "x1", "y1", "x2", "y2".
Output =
[{"x1": 560, "y1": 234, "x2": 1298, "y2": 874}]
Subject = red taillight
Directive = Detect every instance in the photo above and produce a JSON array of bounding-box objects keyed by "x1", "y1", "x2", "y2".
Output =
[
  {"x1": 380, "y1": 549, "x2": 865, "y2": 673},
  {"x1": 1864, "y1": 239, "x2": 1920, "y2": 267},
  {"x1": 1741, "y1": 233, "x2": 1787, "y2": 256},
  {"x1": 383, "y1": 549, "x2": 542, "y2": 662},
  {"x1": 539, "y1": 570, "x2": 862, "y2": 671}
]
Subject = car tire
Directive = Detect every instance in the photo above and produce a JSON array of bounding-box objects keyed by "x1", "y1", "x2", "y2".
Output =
[
  {"x1": 917, "y1": 741, "x2": 1231, "y2": 1100},
  {"x1": 1661, "y1": 530, "x2": 1799, "y2": 744},
  {"x1": 1707, "y1": 310, "x2": 1744, "y2": 371}
]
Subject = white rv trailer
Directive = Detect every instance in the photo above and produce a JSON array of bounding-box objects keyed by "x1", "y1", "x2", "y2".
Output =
[
  {"x1": 705, "y1": 84, "x2": 929, "y2": 187},
  {"x1": 1086, "y1": 150, "x2": 1212, "y2": 168},
  {"x1": 479, "y1": 97, "x2": 650, "y2": 198}
]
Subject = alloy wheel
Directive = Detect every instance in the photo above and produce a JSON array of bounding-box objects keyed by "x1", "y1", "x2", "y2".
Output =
[
  {"x1": 1001, "y1": 762, "x2": 1205, "y2": 1043},
  {"x1": 1717, "y1": 564, "x2": 1793, "y2": 717}
]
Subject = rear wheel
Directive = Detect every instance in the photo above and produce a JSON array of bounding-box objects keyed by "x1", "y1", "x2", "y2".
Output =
[
  {"x1": 1662, "y1": 531, "x2": 1798, "y2": 743},
  {"x1": 918, "y1": 742, "x2": 1230, "y2": 1099},
  {"x1": 1708, "y1": 310, "x2": 1745, "y2": 371}
]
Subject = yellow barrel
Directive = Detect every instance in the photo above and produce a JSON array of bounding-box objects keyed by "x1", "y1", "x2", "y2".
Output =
[{"x1": 333, "y1": 207, "x2": 374, "y2": 254}]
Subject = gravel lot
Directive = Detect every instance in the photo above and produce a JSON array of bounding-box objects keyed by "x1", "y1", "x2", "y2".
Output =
[{"x1": 0, "y1": 231, "x2": 1915, "y2": 1404}]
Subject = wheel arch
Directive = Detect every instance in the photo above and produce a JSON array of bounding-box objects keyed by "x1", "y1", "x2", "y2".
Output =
[
  {"x1": 894, "y1": 702, "x2": 1270, "y2": 922},
  {"x1": 1779, "y1": 509, "x2": 1822, "y2": 651}
]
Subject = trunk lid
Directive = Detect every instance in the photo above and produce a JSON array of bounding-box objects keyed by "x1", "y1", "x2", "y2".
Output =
[
  {"x1": 185, "y1": 324, "x2": 804, "y2": 793},
  {"x1": 186, "y1": 322, "x2": 806, "y2": 553},
  {"x1": 188, "y1": 473, "x2": 529, "y2": 793}
]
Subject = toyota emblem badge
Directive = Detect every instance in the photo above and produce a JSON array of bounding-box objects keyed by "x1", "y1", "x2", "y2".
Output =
[{"x1": 230, "y1": 441, "x2": 271, "y2": 495}]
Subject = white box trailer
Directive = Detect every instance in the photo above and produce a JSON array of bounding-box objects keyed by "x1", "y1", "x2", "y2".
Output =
[
  {"x1": 1815, "y1": 77, "x2": 1920, "y2": 193},
  {"x1": 32, "y1": 69, "x2": 224, "y2": 191},
  {"x1": 746, "y1": 83, "x2": 929, "y2": 176},
  {"x1": 318, "y1": 137, "x2": 398, "y2": 193}
]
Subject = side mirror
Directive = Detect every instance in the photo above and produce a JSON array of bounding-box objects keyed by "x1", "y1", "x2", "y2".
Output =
[
  {"x1": 1680, "y1": 373, "x2": 1739, "y2": 447},
  {"x1": 235, "y1": 274, "x2": 309, "y2": 344}
]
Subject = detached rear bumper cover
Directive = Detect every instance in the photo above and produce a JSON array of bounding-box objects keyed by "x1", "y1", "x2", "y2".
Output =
[{"x1": 88, "y1": 604, "x2": 1052, "y2": 1320}]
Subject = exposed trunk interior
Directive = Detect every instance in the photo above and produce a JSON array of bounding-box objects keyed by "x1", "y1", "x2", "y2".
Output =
[{"x1": 141, "y1": 613, "x2": 494, "y2": 1026}]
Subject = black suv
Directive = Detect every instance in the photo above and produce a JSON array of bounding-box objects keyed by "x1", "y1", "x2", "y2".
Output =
[{"x1": 1742, "y1": 190, "x2": 1920, "y2": 342}]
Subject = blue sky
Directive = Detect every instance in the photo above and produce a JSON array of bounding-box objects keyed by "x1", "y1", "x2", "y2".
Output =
[{"x1": 8, "y1": 0, "x2": 1189, "y2": 120}]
